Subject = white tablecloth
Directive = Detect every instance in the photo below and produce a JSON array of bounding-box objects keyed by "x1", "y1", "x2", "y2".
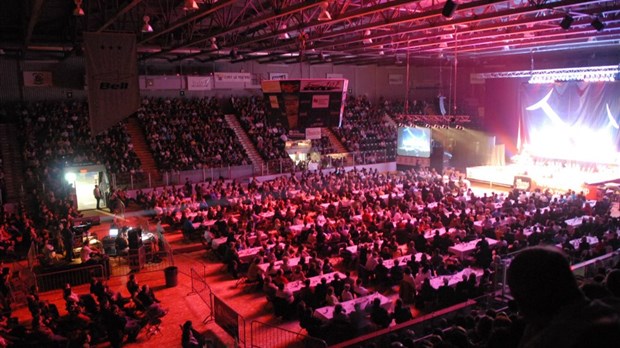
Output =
[
  {"x1": 448, "y1": 238, "x2": 498, "y2": 260},
  {"x1": 285, "y1": 271, "x2": 346, "y2": 294},
  {"x1": 346, "y1": 240, "x2": 384, "y2": 255},
  {"x1": 428, "y1": 268, "x2": 484, "y2": 289},
  {"x1": 313, "y1": 293, "x2": 391, "y2": 321},
  {"x1": 257, "y1": 256, "x2": 312, "y2": 273}
]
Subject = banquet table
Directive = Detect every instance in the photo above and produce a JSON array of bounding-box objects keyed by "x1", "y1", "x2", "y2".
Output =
[
  {"x1": 448, "y1": 238, "x2": 498, "y2": 260},
  {"x1": 237, "y1": 245, "x2": 274, "y2": 263},
  {"x1": 381, "y1": 253, "x2": 427, "y2": 270},
  {"x1": 564, "y1": 216, "x2": 592, "y2": 230},
  {"x1": 428, "y1": 268, "x2": 484, "y2": 289},
  {"x1": 557, "y1": 236, "x2": 599, "y2": 249},
  {"x1": 257, "y1": 256, "x2": 312, "y2": 273},
  {"x1": 285, "y1": 271, "x2": 346, "y2": 294},
  {"x1": 313, "y1": 292, "x2": 391, "y2": 321},
  {"x1": 346, "y1": 240, "x2": 384, "y2": 256}
]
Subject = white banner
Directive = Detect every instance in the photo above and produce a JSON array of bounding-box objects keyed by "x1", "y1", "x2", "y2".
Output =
[
  {"x1": 388, "y1": 74, "x2": 403, "y2": 85},
  {"x1": 187, "y1": 76, "x2": 213, "y2": 90},
  {"x1": 269, "y1": 72, "x2": 289, "y2": 80},
  {"x1": 214, "y1": 72, "x2": 251, "y2": 82},
  {"x1": 23, "y1": 71, "x2": 53, "y2": 87},
  {"x1": 389, "y1": 74, "x2": 404, "y2": 85},
  {"x1": 300, "y1": 79, "x2": 345, "y2": 93},
  {"x1": 311, "y1": 95, "x2": 330, "y2": 108},
  {"x1": 269, "y1": 95, "x2": 279, "y2": 108},
  {"x1": 306, "y1": 127, "x2": 322, "y2": 140}
]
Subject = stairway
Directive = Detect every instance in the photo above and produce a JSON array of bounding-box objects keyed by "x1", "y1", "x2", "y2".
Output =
[
  {"x1": 0, "y1": 123, "x2": 25, "y2": 203},
  {"x1": 124, "y1": 117, "x2": 161, "y2": 184},
  {"x1": 224, "y1": 114, "x2": 263, "y2": 174},
  {"x1": 322, "y1": 127, "x2": 353, "y2": 165},
  {"x1": 383, "y1": 114, "x2": 398, "y2": 127}
]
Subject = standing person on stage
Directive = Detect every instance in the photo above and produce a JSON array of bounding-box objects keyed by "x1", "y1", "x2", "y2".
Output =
[{"x1": 93, "y1": 185, "x2": 102, "y2": 210}]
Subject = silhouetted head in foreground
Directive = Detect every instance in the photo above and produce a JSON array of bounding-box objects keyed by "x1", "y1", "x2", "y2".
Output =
[{"x1": 507, "y1": 246, "x2": 583, "y2": 322}]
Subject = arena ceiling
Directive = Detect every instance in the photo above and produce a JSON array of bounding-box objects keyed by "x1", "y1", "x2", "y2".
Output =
[{"x1": 1, "y1": 0, "x2": 619, "y2": 67}]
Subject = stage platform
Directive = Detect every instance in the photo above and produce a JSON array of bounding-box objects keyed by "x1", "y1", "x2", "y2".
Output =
[{"x1": 466, "y1": 163, "x2": 620, "y2": 194}]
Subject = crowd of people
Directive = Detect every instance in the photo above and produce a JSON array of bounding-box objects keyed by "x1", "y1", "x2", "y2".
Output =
[
  {"x1": 122, "y1": 162, "x2": 619, "y2": 344},
  {"x1": 331, "y1": 96, "x2": 398, "y2": 163},
  {"x1": 137, "y1": 97, "x2": 250, "y2": 171},
  {"x1": 0, "y1": 275, "x2": 167, "y2": 347}
]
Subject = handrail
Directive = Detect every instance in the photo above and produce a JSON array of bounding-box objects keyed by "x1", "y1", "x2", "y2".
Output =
[
  {"x1": 330, "y1": 299, "x2": 477, "y2": 348},
  {"x1": 250, "y1": 319, "x2": 327, "y2": 348}
]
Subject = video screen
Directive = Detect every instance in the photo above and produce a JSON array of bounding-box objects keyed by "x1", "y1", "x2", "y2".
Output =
[
  {"x1": 397, "y1": 127, "x2": 431, "y2": 158},
  {"x1": 520, "y1": 82, "x2": 620, "y2": 164}
]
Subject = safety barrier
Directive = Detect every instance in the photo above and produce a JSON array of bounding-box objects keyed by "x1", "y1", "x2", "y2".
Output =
[
  {"x1": 250, "y1": 320, "x2": 327, "y2": 348},
  {"x1": 188, "y1": 266, "x2": 214, "y2": 324},
  {"x1": 34, "y1": 263, "x2": 106, "y2": 292}
]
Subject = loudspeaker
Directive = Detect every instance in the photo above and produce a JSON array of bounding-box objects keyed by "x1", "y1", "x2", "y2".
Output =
[
  {"x1": 128, "y1": 228, "x2": 143, "y2": 249},
  {"x1": 442, "y1": 0, "x2": 458, "y2": 18},
  {"x1": 430, "y1": 145, "x2": 444, "y2": 173},
  {"x1": 560, "y1": 15, "x2": 573, "y2": 30}
]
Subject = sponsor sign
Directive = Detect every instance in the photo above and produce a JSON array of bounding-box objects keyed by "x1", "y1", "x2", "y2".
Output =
[
  {"x1": 306, "y1": 127, "x2": 322, "y2": 140},
  {"x1": 389, "y1": 74, "x2": 404, "y2": 85},
  {"x1": 23, "y1": 71, "x2": 53, "y2": 87},
  {"x1": 187, "y1": 76, "x2": 213, "y2": 90},
  {"x1": 311, "y1": 95, "x2": 330, "y2": 108},
  {"x1": 269, "y1": 72, "x2": 289, "y2": 80}
]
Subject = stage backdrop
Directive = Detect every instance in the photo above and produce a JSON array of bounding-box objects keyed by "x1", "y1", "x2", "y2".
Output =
[
  {"x1": 84, "y1": 32, "x2": 140, "y2": 136},
  {"x1": 261, "y1": 79, "x2": 347, "y2": 131},
  {"x1": 520, "y1": 82, "x2": 620, "y2": 164}
]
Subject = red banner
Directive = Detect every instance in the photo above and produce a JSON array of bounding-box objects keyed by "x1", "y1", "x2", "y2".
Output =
[{"x1": 84, "y1": 32, "x2": 140, "y2": 136}]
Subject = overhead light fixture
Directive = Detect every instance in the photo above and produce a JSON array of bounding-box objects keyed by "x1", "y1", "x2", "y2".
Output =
[
  {"x1": 318, "y1": 1, "x2": 332, "y2": 21},
  {"x1": 442, "y1": 0, "x2": 458, "y2": 19},
  {"x1": 230, "y1": 48, "x2": 241, "y2": 60},
  {"x1": 279, "y1": 24, "x2": 290, "y2": 40},
  {"x1": 363, "y1": 30, "x2": 373, "y2": 44},
  {"x1": 210, "y1": 37, "x2": 218, "y2": 50},
  {"x1": 142, "y1": 16, "x2": 153, "y2": 33},
  {"x1": 560, "y1": 15, "x2": 574, "y2": 30},
  {"x1": 73, "y1": 0, "x2": 85, "y2": 16},
  {"x1": 591, "y1": 17, "x2": 605, "y2": 31},
  {"x1": 184, "y1": 0, "x2": 199, "y2": 11}
]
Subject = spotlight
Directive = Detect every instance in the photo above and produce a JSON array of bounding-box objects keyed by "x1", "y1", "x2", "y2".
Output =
[
  {"x1": 184, "y1": 0, "x2": 199, "y2": 11},
  {"x1": 73, "y1": 0, "x2": 85, "y2": 16},
  {"x1": 210, "y1": 37, "x2": 218, "y2": 50},
  {"x1": 318, "y1": 1, "x2": 332, "y2": 21},
  {"x1": 142, "y1": 16, "x2": 153, "y2": 33},
  {"x1": 363, "y1": 30, "x2": 373, "y2": 44},
  {"x1": 591, "y1": 17, "x2": 605, "y2": 32},
  {"x1": 442, "y1": 0, "x2": 458, "y2": 19},
  {"x1": 560, "y1": 15, "x2": 574, "y2": 30},
  {"x1": 279, "y1": 24, "x2": 290, "y2": 40}
]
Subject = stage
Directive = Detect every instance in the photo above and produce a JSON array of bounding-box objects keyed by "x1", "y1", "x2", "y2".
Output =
[{"x1": 466, "y1": 162, "x2": 620, "y2": 194}]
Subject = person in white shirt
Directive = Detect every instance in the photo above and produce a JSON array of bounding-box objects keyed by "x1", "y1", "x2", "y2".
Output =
[
  {"x1": 325, "y1": 286, "x2": 339, "y2": 306},
  {"x1": 353, "y1": 278, "x2": 370, "y2": 297},
  {"x1": 365, "y1": 252, "x2": 379, "y2": 272},
  {"x1": 341, "y1": 283, "x2": 354, "y2": 301}
]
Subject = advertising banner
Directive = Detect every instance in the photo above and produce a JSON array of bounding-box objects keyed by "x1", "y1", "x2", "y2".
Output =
[
  {"x1": 23, "y1": 71, "x2": 53, "y2": 87},
  {"x1": 84, "y1": 32, "x2": 140, "y2": 136}
]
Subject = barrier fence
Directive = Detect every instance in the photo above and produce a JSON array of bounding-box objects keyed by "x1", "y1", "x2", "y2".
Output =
[
  {"x1": 33, "y1": 263, "x2": 107, "y2": 292},
  {"x1": 250, "y1": 320, "x2": 327, "y2": 348},
  {"x1": 109, "y1": 236, "x2": 174, "y2": 277},
  {"x1": 188, "y1": 266, "x2": 214, "y2": 324},
  {"x1": 110, "y1": 149, "x2": 397, "y2": 189}
]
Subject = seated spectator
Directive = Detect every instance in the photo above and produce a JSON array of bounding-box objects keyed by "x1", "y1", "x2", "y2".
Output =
[
  {"x1": 507, "y1": 246, "x2": 620, "y2": 348},
  {"x1": 392, "y1": 298, "x2": 413, "y2": 324}
]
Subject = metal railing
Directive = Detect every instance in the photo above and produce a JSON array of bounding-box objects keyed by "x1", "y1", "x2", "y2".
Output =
[
  {"x1": 187, "y1": 266, "x2": 214, "y2": 324},
  {"x1": 109, "y1": 237, "x2": 174, "y2": 277},
  {"x1": 331, "y1": 299, "x2": 479, "y2": 348},
  {"x1": 250, "y1": 320, "x2": 327, "y2": 348},
  {"x1": 34, "y1": 263, "x2": 107, "y2": 292},
  {"x1": 110, "y1": 148, "x2": 398, "y2": 188}
]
